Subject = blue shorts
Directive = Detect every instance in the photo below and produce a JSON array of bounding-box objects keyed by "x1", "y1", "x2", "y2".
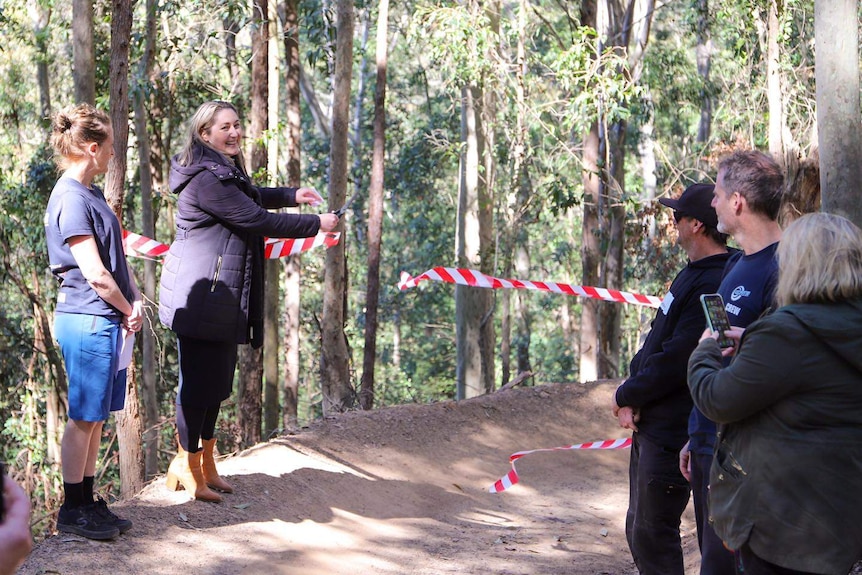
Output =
[{"x1": 54, "y1": 313, "x2": 127, "y2": 422}]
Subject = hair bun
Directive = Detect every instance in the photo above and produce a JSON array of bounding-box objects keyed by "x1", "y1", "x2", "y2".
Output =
[{"x1": 61, "y1": 117, "x2": 73, "y2": 132}]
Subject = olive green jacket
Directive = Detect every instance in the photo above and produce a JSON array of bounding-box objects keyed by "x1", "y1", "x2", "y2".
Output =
[{"x1": 688, "y1": 299, "x2": 862, "y2": 575}]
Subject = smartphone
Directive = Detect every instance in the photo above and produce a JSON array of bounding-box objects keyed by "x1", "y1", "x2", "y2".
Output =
[{"x1": 700, "y1": 293, "x2": 734, "y2": 348}]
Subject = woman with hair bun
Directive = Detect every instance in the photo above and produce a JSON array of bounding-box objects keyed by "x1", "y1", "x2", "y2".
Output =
[
  {"x1": 45, "y1": 103, "x2": 143, "y2": 540},
  {"x1": 688, "y1": 212, "x2": 862, "y2": 574}
]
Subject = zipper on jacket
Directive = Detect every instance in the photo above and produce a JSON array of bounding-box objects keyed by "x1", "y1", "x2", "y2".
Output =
[{"x1": 211, "y1": 255, "x2": 223, "y2": 292}]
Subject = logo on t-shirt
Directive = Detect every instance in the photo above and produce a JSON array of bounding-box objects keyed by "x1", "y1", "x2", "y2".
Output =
[{"x1": 730, "y1": 285, "x2": 751, "y2": 301}]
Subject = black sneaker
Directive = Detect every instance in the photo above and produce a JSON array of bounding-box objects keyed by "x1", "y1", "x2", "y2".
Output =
[
  {"x1": 93, "y1": 496, "x2": 133, "y2": 534},
  {"x1": 57, "y1": 503, "x2": 120, "y2": 540}
]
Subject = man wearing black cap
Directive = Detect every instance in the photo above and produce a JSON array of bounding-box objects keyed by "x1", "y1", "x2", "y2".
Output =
[{"x1": 612, "y1": 183, "x2": 731, "y2": 575}]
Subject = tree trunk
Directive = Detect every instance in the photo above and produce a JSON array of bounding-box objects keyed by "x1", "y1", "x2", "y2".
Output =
[
  {"x1": 456, "y1": 0, "x2": 497, "y2": 399},
  {"x1": 263, "y1": 0, "x2": 281, "y2": 439},
  {"x1": 279, "y1": 0, "x2": 302, "y2": 429},
  {"x1": 31, "y1": 5, "x2": 52, "y2": 122},
  {"x1": 456, "y1": 83, "x2": 486, "y2": 400},
  {"x1": 349, "y1": 11, "x2": 371, "y2": 239},
  {"x1": 238, "y1": 0, "x2": 269, "y2": 447},
  {"x1": 513, "y1": 0, "x2": 531, "y2": 379},
  {"x1": 320, "y1": 0, "x2": 355, "y2": 415},
  {"x1": 133, "y1": 0, "x2": 159, "y2": 479},
  {"x1": 578, "y1": 0, "x2": 599, "y2": 384},
  {"x1": 224, "y1": 18, "x2": 242, "y2": 99},
  {"x1": 767, "y1": 0, "x2": 782, "y2": 158},
  {"x1": 479, "y1": 0, "x2": 499, "y2": 395},
  {"x1": 695, "y1": 0, "x2": 712, "y2": 143},
  {"x1": 359, "y1": 0, "x2": 389, "y2": 411},
  {"x1": 106, "y1": 0, "x2": 144, "y2": 497},
  {"x1": 814, "y1": 0, "x2": 862, "y2": 227},
  {"x1": 72, "y1": 0, "x2": 95, "y2": 105},
  {"x1": 579, "y1": 120, "x2": 600, "y2": 383},
  {"x1": 600, "y1": 121, "x2": 627, "y2": 378},
  {"x1": 237, "y1": 347, "x2": 263, "y2": 447}
]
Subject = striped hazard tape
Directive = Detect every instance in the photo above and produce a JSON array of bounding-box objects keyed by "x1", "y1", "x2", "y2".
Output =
[
  {"x1": 264, "y1": 232, "x2": 340, "y2": 258},
  {"x1": 122, "y1": 230, "x2": 340, "y2": 260},
  {"x1": 489, "y1": 438, "x2": 632, "y2": 493},
  {"x1": 399, "y1": 267, "x2": 662, "y2": 308},
  {"x1": 122, "y1": 230, "x2": 169, "y2": 259}
]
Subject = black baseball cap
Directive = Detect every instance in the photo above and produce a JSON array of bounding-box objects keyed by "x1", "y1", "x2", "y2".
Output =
[{"x1": 658, "y1": 183, "x2": 718, "y2": 229}]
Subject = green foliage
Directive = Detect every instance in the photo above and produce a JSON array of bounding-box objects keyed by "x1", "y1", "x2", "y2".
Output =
[
  {"x1": 0, "y1": 0, "x2": 826, "y2": 519},
  {"x1": 410, "y1": 3, "x2": 498, "y2": 88}
]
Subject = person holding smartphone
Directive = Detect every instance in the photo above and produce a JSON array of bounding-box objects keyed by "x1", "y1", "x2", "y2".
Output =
[
  {"x1": 678, "y1": 150, "x2": 784, "y2": 575},
  {"x1": 688, "y1": 213, "x2": 862, "y2": 574},
  {"x1": 612, "y1": 183, "x2": 731, "y2": 575}
]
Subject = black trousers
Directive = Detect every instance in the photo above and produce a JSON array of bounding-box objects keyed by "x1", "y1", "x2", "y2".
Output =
[
  {"x1": 738, "y1": 544, "x2": 819, "y2": 575},
  {"x1": 691, "y1": 451, "x2": 737, "y2": 575},
  {"x1": 626, "y1": 433, "x2": 691, "y2": 575}
]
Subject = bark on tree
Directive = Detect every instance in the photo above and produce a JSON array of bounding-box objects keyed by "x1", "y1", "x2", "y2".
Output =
[
  {"x1": 72, "y1": 0, "x2": 95, "y2": 105},
  {"x1": 278, "y1": 0, "x2": 302, "y2": 429},
  {"x1": 132, "y1": 0, "x2": 159, "y2": 479},
  {"x1": 359, "y1": 0, "x2": 389, "y2": 411},
  {"x1": 456, "y1": 0, "x2": 497, "y2": 400},
  {"x1": 513, "y1": 0, "x2": 532, "y2": 380},
  {"x1": 814, "y1": 0, "x2": 862, "y2": 227},
  {"x1": 695, "y1": 0, "x2": 712, "y2": 143},
  {"x1": 320, "y1": 0, "x2": 355, "y2": 414},
  {"x1": 767, "y1": 0, "x2": 783, "y2": 159},
  {"x1": 579, "y1": 0, "x2": 653, "y2": 381},
  {"x1": 105, "y1": 0, "x2": 144, "y2": 498},
  {"x1": 350, "y1": 11, "x2": 371, "y2": 240},
  {"x1": 238, "y1": 0, "x2": 269, "y2": 448},
  {"x1": 456, "y1": 84, "x2": 487, "y2": 400},
  {"x1": 263, "y1": 0, "x2": 281, "y2": 438},
  {"x1": 30, "y1": 4, "x2": 52, "y2": 122}
]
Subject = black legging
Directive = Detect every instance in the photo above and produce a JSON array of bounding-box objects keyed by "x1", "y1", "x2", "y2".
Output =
[{"x1": 176, "y1": 402, "x2": 221, "y2": 453}]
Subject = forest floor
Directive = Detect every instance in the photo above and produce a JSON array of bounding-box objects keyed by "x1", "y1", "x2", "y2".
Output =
[{"x1": 18, "y1": 380, "x2": 705, "y2": 575}]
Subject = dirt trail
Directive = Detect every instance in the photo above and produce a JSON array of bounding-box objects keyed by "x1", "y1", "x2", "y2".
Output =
[{"x1": 18, "y1": 380, "x2": 701, "y2": 574}]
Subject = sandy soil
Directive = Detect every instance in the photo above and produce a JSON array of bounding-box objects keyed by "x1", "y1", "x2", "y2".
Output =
[{"x1": 18, "y1": 380, "x2": 703, "y2": 575}]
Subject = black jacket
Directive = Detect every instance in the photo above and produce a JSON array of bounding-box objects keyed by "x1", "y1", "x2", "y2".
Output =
[
  {"x1": 615, "y1": 251, "x2": 732, "y2": 447},
  {"x1": 159, "y1": 144, "x2": 320, "y2": 346}
]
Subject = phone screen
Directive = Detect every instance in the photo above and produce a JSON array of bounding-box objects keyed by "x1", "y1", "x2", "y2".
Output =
[{"x1": 700, "y1": 293, "x2": 734, "y2": 348}]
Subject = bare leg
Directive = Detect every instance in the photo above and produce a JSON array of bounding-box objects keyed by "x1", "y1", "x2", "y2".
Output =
[{"x1": 61, "y1": 419, "x2": 103, "y2": 483}]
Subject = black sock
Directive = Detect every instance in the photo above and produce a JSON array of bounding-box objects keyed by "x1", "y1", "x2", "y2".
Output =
[
  {"x1": 82, "y1": 476, "x2": 95, "y2": 504},
  {"x1": 63, "y1": 481, "x2": 84, "y2": 509}
]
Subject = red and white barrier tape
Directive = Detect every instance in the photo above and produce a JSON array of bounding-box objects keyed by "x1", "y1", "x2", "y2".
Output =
[
  {"x1": 264, "y1": 232, "x2": 340, "y2": 258},
  {"x1": 489, "y1": 438, "x2": 632, "y2": 493},
  {"x1": 121, "y1": 230, "x2": 340, "y2": 260},
  {"x1": 399, "y1": 268, "x2": 661, "y2": 308},
  {"x1": 122, "y1": 230, "x2": 169, "y2": 259}
]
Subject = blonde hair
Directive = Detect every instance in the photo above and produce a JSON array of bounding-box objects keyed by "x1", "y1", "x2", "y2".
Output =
[
  {"x1": 176, "y1": 100, "x2": 246, "y2": 173},
  {"x1": 776, "y1": 213, "x2": 862, "y2": 306},
  {"x1": 50, "y1": 104, "x2": 112, "y2": 170}
]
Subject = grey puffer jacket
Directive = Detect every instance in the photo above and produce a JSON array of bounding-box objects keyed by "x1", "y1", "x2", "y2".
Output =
[
  {"x1": 159, "y1": 144, "x2": 320, "y2": 346},
  {"x1": 688, "y1": 299, "x2": 862, "y2": 575}
]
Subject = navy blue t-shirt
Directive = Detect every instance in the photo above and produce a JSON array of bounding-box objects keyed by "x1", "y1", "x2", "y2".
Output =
[
  {"x1": 688, "y1": 242, "x2": 779, "y2": 454},
  {"x1": 44, "y1": 176, "x2": 134, "y2": 319}
]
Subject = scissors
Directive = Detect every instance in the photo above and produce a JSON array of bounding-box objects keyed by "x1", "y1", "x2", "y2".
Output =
[{"x1": 332, "y1": 191, "x2": 359, "y2": 217}]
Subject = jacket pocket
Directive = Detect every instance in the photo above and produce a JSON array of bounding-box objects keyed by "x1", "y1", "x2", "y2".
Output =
[{"x1": 714, "y1": 443, "x2": 747, "y2": 480}]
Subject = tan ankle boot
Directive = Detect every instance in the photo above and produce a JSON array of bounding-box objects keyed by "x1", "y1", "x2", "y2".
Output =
[
  {"x1": 201, "y1": 438, "x2": 234, "y2": 494},
  {"x1": 165, "y1": 445, "x2": 222, "y2": 503}
]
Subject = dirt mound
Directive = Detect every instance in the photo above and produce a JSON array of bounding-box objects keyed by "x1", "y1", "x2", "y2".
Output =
[{"x1": 18, "y1": 381, "x2": 700, "y2": 575}]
